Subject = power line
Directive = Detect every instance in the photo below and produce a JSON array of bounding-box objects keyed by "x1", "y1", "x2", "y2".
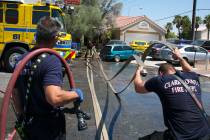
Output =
[
  {"x1": 155, "y1": 10, "x2": 192, "y2": 22},
  {"x1": 155, "y1": 9, "x2": 210, "y2": 22}
]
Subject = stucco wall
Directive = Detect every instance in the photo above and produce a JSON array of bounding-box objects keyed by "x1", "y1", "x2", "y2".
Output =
[
  {"x1": 119, "y1": 20, "x2": 165, "y2": 44},
  {"x1": 196, "y1": 30, "x2": 210, "y2": 40}
]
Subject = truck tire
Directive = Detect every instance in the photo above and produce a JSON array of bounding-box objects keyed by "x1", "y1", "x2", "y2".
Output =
[{"x1": 4, "y1": 47, "x2": 27, "y2": 72}]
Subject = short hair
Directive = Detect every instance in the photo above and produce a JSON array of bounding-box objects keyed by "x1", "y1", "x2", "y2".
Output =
[
  {"x1": 36, "y1": 16, "x2": 62, "y2": 44},
  {"x1": 158, "y1": 63, "x2": 175, "y2": 75}
]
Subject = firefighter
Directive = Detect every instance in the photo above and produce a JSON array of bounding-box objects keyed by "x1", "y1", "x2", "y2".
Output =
[
  {"x1": 85, "y1": 40, "x2": 94, "y2": 58},
  {"x1": 14, "y1": 16, "x2": 84, "y2": 140},
  {"x1": 134, "y1": 48, "x2": 210, "y2": 140}
]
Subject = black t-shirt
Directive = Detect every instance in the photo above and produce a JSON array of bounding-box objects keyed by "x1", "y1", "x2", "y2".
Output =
[
  {"x1": 145, "y1": 71, "x2": 209, "y2": 139},
  {"x1": 16, "y1": 54, "x2": 63, "y2": 115}
]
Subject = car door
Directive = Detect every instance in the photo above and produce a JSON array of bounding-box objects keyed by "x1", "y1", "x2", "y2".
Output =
[
  {"x1": 202, "y1": 41, "x2": 210, "y2": 52},
  {"x1": 159, "y1": 45, "x2": 171, "y2": 60},
  {"x1": 112, "y1": 45, "x2": 123, "y2": 58},
  {"x1": 123, "y1": 45, "x2": 134, "y2": 59},
  {"x1": 194, "y1": 47, "x2": 208, "y2": 61},
  {"x1": 184, "y1": 47, "x2": 206, "y2": 62}
]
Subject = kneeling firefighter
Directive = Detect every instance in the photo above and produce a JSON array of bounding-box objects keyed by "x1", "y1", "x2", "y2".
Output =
[{"x1": 13, "y1": 16, "x2": 85, "y2": 140}]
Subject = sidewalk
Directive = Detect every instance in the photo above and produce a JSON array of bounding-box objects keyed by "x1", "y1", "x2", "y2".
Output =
[{"x1": 194, "y1": 61, "x2": 210, "y2": 76}]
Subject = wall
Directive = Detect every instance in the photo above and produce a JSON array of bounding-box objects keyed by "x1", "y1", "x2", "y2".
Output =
[
  {"x1": 119, "y1": 20, "x2": 164, "y2": 44},
  {"x1": 196, "y1": 30, "x2": 210, "y2": 40}
]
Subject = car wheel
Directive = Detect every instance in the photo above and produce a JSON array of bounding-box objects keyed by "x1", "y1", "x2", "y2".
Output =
[
  {"x1": 114, "y1": 55, "x2": 120, "y2": 62},
  {"x1": 4, "y1": 47, "x2": 27, "y2": 72}
]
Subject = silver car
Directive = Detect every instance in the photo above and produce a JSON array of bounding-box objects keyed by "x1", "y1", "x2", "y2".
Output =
[{"x1": 160, "y1": 45, "x2": 209, "y2": 65}]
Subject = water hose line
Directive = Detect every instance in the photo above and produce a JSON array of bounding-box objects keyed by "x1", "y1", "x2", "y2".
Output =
[{"x1": 0, "y1": 48, "x2": 75, "y2": 140}]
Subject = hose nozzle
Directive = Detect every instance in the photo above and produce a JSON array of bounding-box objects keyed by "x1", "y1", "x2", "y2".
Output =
[{"x1": 140, "y1": 69, "x2": 148, "y2": 77}]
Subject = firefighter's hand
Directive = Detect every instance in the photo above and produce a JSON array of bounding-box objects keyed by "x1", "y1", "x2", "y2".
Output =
[
  {"x1": 172, "y1": 48, "x2": 182, "y2": 60},
  {"x1": 72, "y1": 88, "x2": 84, "y2": 103}
]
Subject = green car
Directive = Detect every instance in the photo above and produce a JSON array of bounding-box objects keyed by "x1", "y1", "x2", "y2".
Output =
[{"x1": 100, "y1": 44, "x2": 138, "y2": 62}]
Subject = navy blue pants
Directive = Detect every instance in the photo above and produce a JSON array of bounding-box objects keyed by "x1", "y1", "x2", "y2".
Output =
[{"x1": 24, "y1": 113, "x2": 66, "y2": 140}]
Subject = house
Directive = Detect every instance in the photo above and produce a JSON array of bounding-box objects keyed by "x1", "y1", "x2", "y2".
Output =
[
  {"x1": 113, "y1": 16, "x2": 166, "y2": 44},
  {"x1": 195, "y1": 24, "x2": 210, "y2": 40}
]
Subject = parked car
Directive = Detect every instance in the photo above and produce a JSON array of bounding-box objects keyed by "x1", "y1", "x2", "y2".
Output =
[
  {"x1": 160, "y1": 45, "x2": 209, "y2": 65},
  {"x1": 130, "y1": 40, "x2": 149, "y2": 52},
  {"x1": 150, "y1": 43, "x2": 169, "y2": 60},
  {"x1": 190, "y1": 40, "x2": 210, "y2": 52},
  {"x1": 99, "y1": 44, "x2": 138, "y2": 62},
  {"x1": 167, "y1": 39, "x2": 193, "y2": 45},
  {"x1": 106, "y1": 40, "x2": 127, "y2": 45}
]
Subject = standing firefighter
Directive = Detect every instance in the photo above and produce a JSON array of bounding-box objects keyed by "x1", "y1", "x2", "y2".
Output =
[
  {"x1": 14, "y1": 16, "x2": 84, "y2": 140},
  {"x1": 85, "y1": 40, "x2": 94, "y2": 58},
  {"x1": 134, "y1": 48, "x2": 210, "y2": 140}
]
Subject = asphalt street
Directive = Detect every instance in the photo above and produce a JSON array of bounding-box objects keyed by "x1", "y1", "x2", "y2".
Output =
[{"x1": 1, "y1": 58, "x2": 210, "y2": 140}]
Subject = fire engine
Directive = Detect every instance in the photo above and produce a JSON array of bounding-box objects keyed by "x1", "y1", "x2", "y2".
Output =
[{"x1": 0, "y1": 0, "x2": 76, "y2": 72}]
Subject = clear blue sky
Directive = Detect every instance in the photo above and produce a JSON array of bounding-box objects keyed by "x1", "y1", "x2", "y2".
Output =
[{"x1": 119, "y1": 0, "x2": 210, "y2": 28}]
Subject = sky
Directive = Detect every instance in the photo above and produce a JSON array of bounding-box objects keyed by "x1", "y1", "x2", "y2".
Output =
[{"x1": 119, "y1": 0, "x2": 210, "y2": 29}]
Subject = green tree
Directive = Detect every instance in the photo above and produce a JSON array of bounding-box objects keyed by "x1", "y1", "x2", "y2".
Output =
[
  {"x1": 173, "y1": 15, "x2": 192, "y2": 39},
  {"x1": 195, "y1": 16, "x2": 202, "y2": 40},
  {"x1": 173, "y1": 15, "x2": 182, "y2": 39},
  {"x1": 64, "y1": 0, "x2": 122, "y2": 46},
  {"x1": 204, "y1": 15, "x2": 210, "y2": 40},
  {"x1": 166, "y1": 32, "x2": 177, "y2": 39},
  {"x1": 181, "y1": 16, "x2": 191, "y2": 39},
  {"x1": 165, "y1": 22, "x2": 174, "y2": 39},
  {"x1": 165, "y1": 22, "x2": 173, "y2": 33}
]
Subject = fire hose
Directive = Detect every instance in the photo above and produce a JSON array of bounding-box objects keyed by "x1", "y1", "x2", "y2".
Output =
[{"x1": 0, "y1": 48, "x2": 89, "y2": 140}]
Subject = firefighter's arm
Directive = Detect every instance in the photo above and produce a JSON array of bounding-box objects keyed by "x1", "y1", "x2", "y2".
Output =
[
  {"x1": 134, "y1": 66, "x2": 149, "y2": 94},
  {"x1": 44, "y1": 85, "x2": 83, "y2": 107},
  {"x1": 172, "y1": 48, "x2": 192, "y2": 72}
]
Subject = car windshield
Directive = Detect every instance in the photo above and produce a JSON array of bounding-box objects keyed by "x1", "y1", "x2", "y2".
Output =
[
  {"x1": 153, "y1": 43, "x2": 164, "y2": 48},
  {"x1": 191, "y1": 40, "x2": 205, "y2": 46},
  {"x1": 107, "y1": 40, "x2": 126, "y2": 45},
  {"x1": 136, "y1": 42, "x2": 146, "y2": 45}
]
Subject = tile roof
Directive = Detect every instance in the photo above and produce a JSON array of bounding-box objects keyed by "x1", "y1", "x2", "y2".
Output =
[{"x1": 115, "y1": 16, "x2": 144, "y2": 29}]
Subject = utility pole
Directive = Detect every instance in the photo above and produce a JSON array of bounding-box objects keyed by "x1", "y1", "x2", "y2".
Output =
[{"x1": 191, "y1": 0, "x2": 197, "y2": 41}]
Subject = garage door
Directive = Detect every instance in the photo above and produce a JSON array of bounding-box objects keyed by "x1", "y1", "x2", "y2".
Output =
[{"x1": 125, "y1": 32, "x2": 159, "y2": 44}]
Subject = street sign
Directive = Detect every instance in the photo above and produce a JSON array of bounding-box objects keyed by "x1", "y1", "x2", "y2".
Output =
[{"x1": 64, "y1": 0, "x2": 80, "y2": 5}]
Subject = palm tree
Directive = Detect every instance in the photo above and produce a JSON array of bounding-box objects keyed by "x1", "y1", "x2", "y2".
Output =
[
  {"x1": 173, "y1": 15, "x2": 182, "y2": 39},
  {"x1": 204, "y1": 15, "x2": 210, "y2": 40},
  {"x1": 165, "y1": 22, "x2": 173, "y2": 33},
  {"x1": 165, "y1": 22, "x2": 173, "y2": 38},
  {"x1": 195, "y1": 16, "x2": 202, "y2": 40},
  {"x1": 181, "y1": 16, "x2": 191, "y2": 39}
]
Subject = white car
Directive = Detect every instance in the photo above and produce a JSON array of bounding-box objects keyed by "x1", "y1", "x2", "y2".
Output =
[{"x1": 160, "y1": 45, "x2": 209, "y2": 65}]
